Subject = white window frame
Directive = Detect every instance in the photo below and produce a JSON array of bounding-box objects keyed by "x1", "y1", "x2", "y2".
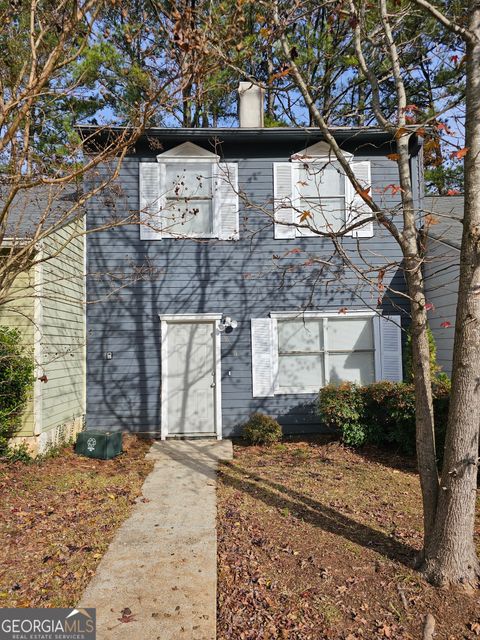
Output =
[
  {"x1": 292, "y1": 160, "x2": 349, "y2": 237},
  {"x1": 158, "y1": 146, "x2": 219, "y2": 239},
  {"x1": 273, "y1": 142, "x2": 373, "y2": 239},
  {"x1": 270, "y1": 310, "x2": 379, "y2": 394},
  {"x1": 140, "y1": 142, "x2": 239, "y2": 241},
  {"x1": 291, "y1": 147, "x2": 353, "y2": 238}
]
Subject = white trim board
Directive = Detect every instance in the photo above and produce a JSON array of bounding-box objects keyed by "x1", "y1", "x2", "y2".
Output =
[
  {"x1": 33, "y1": 242, "x2": 44, "y2": 436},
  {"x1": 82, "y1": 216, "x2": 87, "y2": 419},
  {"x1": 159, "y1": 313, "x2": 222, "y2": 322},
  {"x1": 156, "y1": 141, "x2": 220, "y2": 161},
  {"x1": 270, "y1": 310, "x2": 377, "y2": 319},
  {"x1": 159, "y1": 313, "x2": 222, "y2": 441},
  {"x1": 291, "y1": 141, "x2": 353, "y2": 160}
]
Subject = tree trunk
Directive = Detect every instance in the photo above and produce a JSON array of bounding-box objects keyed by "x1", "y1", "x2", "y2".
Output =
[
  {"x1": 182, "y1": 80, "x2": 193, "y2": 127},
  {"x1": 422, "y1": 1, "x2": 480, "y2": 587},
  {"x1": 406, "y1": 266, "x2": 440, "y2": 543},
  {"x1": 274, "y1": 0, "x2": 477, "y2": 581},
  {"x1": 396, "y1": 135, "x2": 439, "y2": 544},
  {"x1": 267, "y1": 57, "x2": 275, "y2": 120}
]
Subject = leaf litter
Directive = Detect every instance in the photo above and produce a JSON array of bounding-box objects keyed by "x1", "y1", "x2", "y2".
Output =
[
  {"x1": 217, "y1": 438, "x2": 480, "y2": 640},
  {"x1": 0, "y1": 435, "x2": 153, "y2": 608}
]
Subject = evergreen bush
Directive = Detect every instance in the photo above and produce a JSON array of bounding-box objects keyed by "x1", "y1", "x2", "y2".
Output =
[
  {"x1": 317, "y1": 379, "x2": 450, "y2": 459},
  {"x1": 317, "y1": 383, "x2": 366, "y2": 446},
  {"x1": 242, "y1": 413, "x2": 283, "y2": 445},
  {"x1": 404, "y1": 324, "x2": 443, "y2": 382},
  {"x1": 0, "y1": 327, "x2": 34, "y2": 456}
]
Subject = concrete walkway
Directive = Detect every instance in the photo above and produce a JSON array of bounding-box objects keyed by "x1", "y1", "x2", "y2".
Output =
[{"x1": 79, "y1": 439, "x2": 233, "y2": 640}]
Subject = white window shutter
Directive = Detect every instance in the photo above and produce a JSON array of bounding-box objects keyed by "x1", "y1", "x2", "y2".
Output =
[
  {"x1": 377, "y1": 315, "x2": 403, "y2": 381},
  {"x1": 139, "y1": 162, "x2": 164, "y2": 239},
  {"x1": 273, "y1": 162, "x2": 296, "y2": 239},
  {"x1": 345, "y1": 160, "x2": 374, "y2": 238},
  {"x1": 216, "y1": 163, "x2": 239, "y2": 240},
  {"x1": 251, "y1": 318, "x2": 278, "y2": 397}
]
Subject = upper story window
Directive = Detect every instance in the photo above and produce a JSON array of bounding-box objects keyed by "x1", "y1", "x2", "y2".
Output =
[
  {"x1": 139, "y1": 142, "x2": 239, "y2": 240},
  {"x1": 165, "y1": 163, "x2": 214, "y2": 236},
  {"x1": 295, "y1": 161, "x2": 346, "y2": 234},
  {"x1": 273, "y1": 141, "x2": 374, "y2": 239}
]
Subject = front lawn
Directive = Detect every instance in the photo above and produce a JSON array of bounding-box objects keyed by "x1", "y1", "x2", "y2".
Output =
[
  {"x1": 0, "y1": 435, "x2": 153, "y2": 607},
  {"x1": 217, "y1": 439, "x2": 480, "y2": 640}
]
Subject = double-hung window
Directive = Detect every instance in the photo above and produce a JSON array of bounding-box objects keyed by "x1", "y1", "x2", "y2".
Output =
[
  {"x1": 273, "y1": 141, "x2": 374, "y2": 239},
  {"x1": 164, "y1": 163, "x2": 214, "y2": 237},
  {"x1": 139, "y1": 141, "x2": 239, "y2": 240},
  {"x1": 251, "y1": 312, "x2": 402, "y2": 398},
  {"x1": 277, "y1": 319, "x2": 325, "y2": 393},
  {"x1": 327, "y1": 317, "x2": 375, "y2": 385},
  {"x1": 277, "y1": 316, "x2": 375, "y2": 393},
  {"x1": 295, "y1": 162, "x2": 346, "y2": 234}
]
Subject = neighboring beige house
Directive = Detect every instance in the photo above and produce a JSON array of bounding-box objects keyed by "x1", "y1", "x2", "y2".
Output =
[
  {"x1": 0, "y1": 187, "x2": 85, "y2": 454},
  {"x1": 423, "y1": 195, "x2": 463, "y2": 377}
]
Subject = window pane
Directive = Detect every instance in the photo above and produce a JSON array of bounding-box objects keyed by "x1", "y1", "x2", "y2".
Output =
[
  {"x1": 278, "y1": 354, "x2": 324, "y2": 391},
  {"x1": 166, "y1": 164, "x2": 212, "y2": 198},
  {"x1": 328, "y1": 352, "x2": 375, "y2": 385},
  {"x1": 297, "y1": 164, "x2": 344, "y2": 198},
  {"x1": 278, "y1": 319, "x2": 323, "y2": 353},
  {"x1": 328, "y1": 318, "x2": 374, "y2": 351},
  {"x1": 298, "y1": 197, "x2": 345, "y2": 232},
  {"x1": 164, "y1": 199, "x2": 213, "y2": 235}
]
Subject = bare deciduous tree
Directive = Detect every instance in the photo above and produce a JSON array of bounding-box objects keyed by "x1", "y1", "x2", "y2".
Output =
[{"x1": 206, "y1": 0, "x2": 478, "y2": 587}]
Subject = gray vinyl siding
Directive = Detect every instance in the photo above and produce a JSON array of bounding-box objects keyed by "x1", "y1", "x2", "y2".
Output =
[
  {"x1": 423, "y1": 238, "x2": 458, "y2": 376},
  {"x1": 86, "y1": 136, "x2": 412, "y2": 436},
  {"x1": 423, "y1": 196, "x2": 463, "y2": 377},
  {"x1": 40, "y1": 218, "x2": 85, "y2": 433}
]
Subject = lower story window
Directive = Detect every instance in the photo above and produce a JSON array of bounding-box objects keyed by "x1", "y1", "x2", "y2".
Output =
[{"x1": 277, "y1": 316, "x2": 375, "y2": 393}]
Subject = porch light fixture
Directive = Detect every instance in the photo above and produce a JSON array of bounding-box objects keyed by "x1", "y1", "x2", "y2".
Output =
[{"x1": 218, "y1": 315, "x2": 238, "y2": 334}]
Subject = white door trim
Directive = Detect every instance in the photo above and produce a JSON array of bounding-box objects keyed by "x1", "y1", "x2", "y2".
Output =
[{"x1": 159, "y1": 313, "x2": 222, "y2": 441}]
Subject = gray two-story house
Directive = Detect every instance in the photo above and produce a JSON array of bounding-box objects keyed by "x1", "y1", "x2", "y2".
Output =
[{"x1": 82, "y1": 85, "x2": 421, "y2": 439}]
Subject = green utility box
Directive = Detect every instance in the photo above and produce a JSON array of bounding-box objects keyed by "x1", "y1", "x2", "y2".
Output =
[{"x1": 75, "y1": 430, "x2": 123, "y2": 460}]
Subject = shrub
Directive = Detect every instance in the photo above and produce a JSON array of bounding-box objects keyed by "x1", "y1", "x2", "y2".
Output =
[
  {"x1": 318, "y1": 383, "x2": 367, "y2": 446},
  {"x1": 436, "y1": 371, "x2": 451, "y2": 385},
  {"x1": 0, "y1": 327, "x2": 34, "y2": 456},
  {"x1": 341, "y1": 421, "x2": 369, "y2": 448},
  {"x1": 363, "y1": 382, "x2": 417, "y2": 455},
  {"x1": 362, "y1": 379, "x2": 451, "y2": 456},
  {"x1": 317, "y1": 379, "x2": 450, "y2": 461},
  {"x1": 432, "y1": 378, "x2": 451, "y2": 464},
  {"x1": 3, "y1": 441, "x2": 32, "y2": 463},
  {"x1": 242, "y1": 413, "x2": 283, "y2": 445},
  {"x1": 404, "y1": 324, "x2": 442, "y2": 382}
]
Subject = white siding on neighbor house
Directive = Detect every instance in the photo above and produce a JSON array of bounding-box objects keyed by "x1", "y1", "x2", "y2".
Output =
[{"x1": 40, "y1": 218, "x2": 85, "y2": 434}]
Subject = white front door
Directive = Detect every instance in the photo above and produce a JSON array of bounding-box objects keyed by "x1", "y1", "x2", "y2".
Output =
[{"x1": 165, "y1": 321, "x2": 218, "y2": 436}]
